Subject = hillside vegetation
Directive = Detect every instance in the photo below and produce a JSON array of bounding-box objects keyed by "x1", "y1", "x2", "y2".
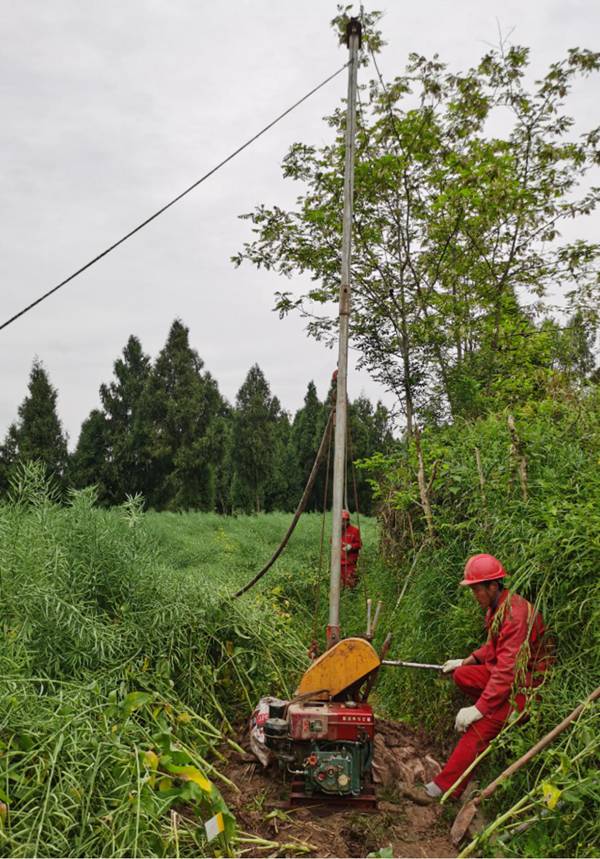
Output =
[{"x1": 362, "y1": 388, "x2": 600, "y2": 857}]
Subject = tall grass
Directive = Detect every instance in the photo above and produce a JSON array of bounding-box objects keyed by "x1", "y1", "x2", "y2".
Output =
[
  {"x1": 367, "y1": 391, "x2": 600, "y2": 857},
  {"x1": 0, "y1": 466, "x2": 315, "y2": 858},
  {"x1": 4, "y1": 398, "x2": 596, "y2": 859}
]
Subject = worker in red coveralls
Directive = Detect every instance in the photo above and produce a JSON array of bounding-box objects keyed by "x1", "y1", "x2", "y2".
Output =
[
  {"x1": 340, "y1": 509, "x2": 362, "y2": 589},
  {"x1": 415, "y1": 554, "x2": 548, "y2": 803}
]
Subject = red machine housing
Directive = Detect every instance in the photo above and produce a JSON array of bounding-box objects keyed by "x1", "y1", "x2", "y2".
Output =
[{"x1": 288, "y1": 700, "x2": 375, "y2": 742}]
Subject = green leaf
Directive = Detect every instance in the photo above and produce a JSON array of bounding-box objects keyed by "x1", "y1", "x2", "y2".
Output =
[{"x1": 121, "y1": 691, "x2": 153, "y2": 717}]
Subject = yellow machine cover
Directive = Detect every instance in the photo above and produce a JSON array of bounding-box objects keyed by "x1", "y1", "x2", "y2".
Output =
[{"x1": 295, "y1": 637, "x2": 380, "y2": 700}]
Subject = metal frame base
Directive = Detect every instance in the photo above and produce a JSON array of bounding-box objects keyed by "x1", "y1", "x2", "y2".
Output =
[{"x1": 287, "y1": 777, "x2": 378, "y2": 811}]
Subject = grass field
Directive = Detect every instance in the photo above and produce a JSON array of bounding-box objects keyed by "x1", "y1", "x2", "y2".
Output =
[
  {"x1": 146, "y1": 508, "x2": 384, "y2": 640},
  {"x1": 0, "y1": 466, "x2": 384, "y2": 858}
]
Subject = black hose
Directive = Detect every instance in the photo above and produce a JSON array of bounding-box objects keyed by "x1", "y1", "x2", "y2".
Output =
[{"x1": 233, "y1": 408, "x2": 335, "y2": 598}]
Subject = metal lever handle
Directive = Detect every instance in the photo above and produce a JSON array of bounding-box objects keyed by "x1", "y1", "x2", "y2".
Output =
[{"x1": 381, "y1": 659, "x2": 444, "y2": 671}]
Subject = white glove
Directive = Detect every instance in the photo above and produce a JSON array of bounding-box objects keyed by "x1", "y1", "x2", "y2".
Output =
[
  {"x1": 442, "y1": 658, "x2": 463, "y2": 674},
  {"x1": 455, "y1": 705, "x2": 483, "y2": 733}
]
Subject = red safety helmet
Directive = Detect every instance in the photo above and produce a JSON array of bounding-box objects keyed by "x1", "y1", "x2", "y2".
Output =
[
  {"x1": 342, "y1": 509, "x2": 351, "y2": 521},
  {"x1": 460, "y1": 554, "x2": 506, "y2": 586}
]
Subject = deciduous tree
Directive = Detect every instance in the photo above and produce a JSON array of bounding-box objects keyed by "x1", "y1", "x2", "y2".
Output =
[{"x1": 234, "y1": 27, "x2": 600, "y2": 428}]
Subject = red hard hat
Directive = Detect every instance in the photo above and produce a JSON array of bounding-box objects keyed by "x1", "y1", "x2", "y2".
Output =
[
  {"x1": 342, "y1": 509, "x2": 350, "y2": 520},
  {"x1": 460, "y1": 554, "x2": 506, "y2": 586}
]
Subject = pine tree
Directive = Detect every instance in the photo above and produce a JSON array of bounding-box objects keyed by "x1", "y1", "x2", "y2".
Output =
[
  {"x1": 100, "y1": 335, "x2": 152, "y2": 502},
  {"x1": 2, "y1": 359, "x2": 69, "y2": 491},
  {"x1": 0, "y1": 423, "x2": 19, "y2": 495},
  {"x1": 70, "y1": 409, "x2": 111, "y2": 500},
  {"x1": 265, "y1": 408, "x2": 294, "y2": 511},
  {"x1": 71, "y1": 336, "x2": 152, "y2": 504},
  {"x1": 348, "y1": 396, "x2": 394, "y2": 514},
  {"x1": 141, "y1": 320, "x2": 226, "y2": 510},
  {"x1": 231, "y1": 365, "x2": 282, "y2": 513},
  {"x1": 212, "y1": 414, "x2": 235, "y2": 514},
  {"x1": 290, "y1": 381, "x2": 328, "y2": 511}
]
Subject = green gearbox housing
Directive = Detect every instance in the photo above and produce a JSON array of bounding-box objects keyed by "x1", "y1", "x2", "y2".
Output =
[{"x1": 304, "y1": 743, "x2": 369, "y2": 796}]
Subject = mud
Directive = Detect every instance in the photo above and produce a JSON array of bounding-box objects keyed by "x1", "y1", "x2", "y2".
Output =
[{"x1": 218, "y1": 717, "x2": 461, "y2": 858}]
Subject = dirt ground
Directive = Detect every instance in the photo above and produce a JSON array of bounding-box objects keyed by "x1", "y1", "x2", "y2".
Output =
[{"x1": 219, "y1": 718, "x2": 465, "y2": 858}]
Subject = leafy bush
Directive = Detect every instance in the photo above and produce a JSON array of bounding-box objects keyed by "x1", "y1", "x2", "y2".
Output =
[{"x1": 363, "y1": 389, "x2": 600, "y2": 857}]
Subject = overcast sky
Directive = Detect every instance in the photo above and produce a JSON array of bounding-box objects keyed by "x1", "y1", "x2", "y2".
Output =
[{"x1": 1, "y1": 1, "x2": 598, "y2": 446}]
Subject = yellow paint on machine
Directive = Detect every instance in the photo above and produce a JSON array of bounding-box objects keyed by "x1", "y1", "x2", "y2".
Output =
[{"x1": 295, "y1": 637, "x2": 380, "y2": 699}]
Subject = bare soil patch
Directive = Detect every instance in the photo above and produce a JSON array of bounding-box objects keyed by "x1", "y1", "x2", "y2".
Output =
[{"x1": 219, "y1": 717, "x2": 459, "y2": 858}]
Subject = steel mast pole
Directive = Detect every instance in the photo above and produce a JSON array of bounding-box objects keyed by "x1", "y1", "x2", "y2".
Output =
[{"x1": 327, "y1": 17, "x2": 361, "y2": 648}]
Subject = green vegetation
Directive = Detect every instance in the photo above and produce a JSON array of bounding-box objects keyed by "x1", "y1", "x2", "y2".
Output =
[
  {"x1": 362, "y1": 388, "x2": 600, "y2": 857},
  {"x1": 230, "y1": 17, "x2": 600, "y2": 855},
  {"x1": 0, "y1": 464, "x2": 328, "y2": 858},
  {"x1": 0, "y1": 360, "x2": 68, "y2": 497},
  {"x1": 1, "y1": 417, "x2": 598, "y2": 857},
  {"x1": 0, "y1": 464, "x2": 384, "y2": 857},
  {"x1": 235, "y1": 21, "x2": 600, "y2": 433},
  {"x1": 2, "y1": 13, "x2": 599, "y2": 857},
  {"x1": 0, "y1": 323, "x2": 393, "y2": 515}
]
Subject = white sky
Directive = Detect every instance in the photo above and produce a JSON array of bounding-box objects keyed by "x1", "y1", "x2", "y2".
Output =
[{"x1": 1, "y1": 1, "x2": 598, "y2": 446}]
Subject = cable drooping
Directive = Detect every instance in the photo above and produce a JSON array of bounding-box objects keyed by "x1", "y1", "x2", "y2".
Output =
[
  {"x1": 1, "y1": 62, "x2": 349, "y2": 334},
  {"x1": 233, "y1": 407, "x2": 335, "y2": 599}
]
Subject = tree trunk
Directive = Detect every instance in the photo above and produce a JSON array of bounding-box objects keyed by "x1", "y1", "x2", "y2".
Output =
[
  {"x1": 507, "y1": 414, "x2": 528, "y2": 502},
  {"x1": 414, "y1": 428, "x2": 434, "y2": 539}
]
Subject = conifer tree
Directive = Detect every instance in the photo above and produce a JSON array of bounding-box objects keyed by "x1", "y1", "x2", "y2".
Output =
[
  {"x1": 348, "y1": 396, "x2": 394, "y2": 514},
  {"x1": 212, "y1": 414, "x2": 235, "y2": 514},
  {"x1": 265, "y1": 409, "x2": 295, "y2": 511},
  {"x1": 290, "y1": 381, "x2": 328, "y2": 511},
  {"x1": 0, "y1": 423, "x2": 18, "y2": 496},
  {"x1": 2, "y1": 359, "x2": 69, "y2": 491},
  {"x1": 71, "y1": 336, "x2": 152, "y2": 503},
  {"x1": 100, "y1": 335, "x2": 152, "y2": 502},
  {"x1": 70, "y1": 410, "x2": 111, "y2": 499},
  {"x1": 231, "y1": 364, "x2": 282, "y2": 513},
  {"x1": 141, "y1": 320, "x2": 226, "y2": 510}
]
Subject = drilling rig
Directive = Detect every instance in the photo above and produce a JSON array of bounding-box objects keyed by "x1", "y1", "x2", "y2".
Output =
[{"x1": 260, "y1": 18, "x2": 386, "y2": 807}]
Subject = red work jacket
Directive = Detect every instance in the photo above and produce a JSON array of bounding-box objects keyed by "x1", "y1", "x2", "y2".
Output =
[
  {"x1": 341, "y1": 524, "x2": 362, "y2": 569},
  {"x1": 470, "y1": 590, "x2": 547, "y2": 716}
]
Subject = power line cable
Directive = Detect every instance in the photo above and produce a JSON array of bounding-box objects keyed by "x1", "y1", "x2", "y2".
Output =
[{"x1": 1, "y1": 61, "x2": 349, "y2": 334}]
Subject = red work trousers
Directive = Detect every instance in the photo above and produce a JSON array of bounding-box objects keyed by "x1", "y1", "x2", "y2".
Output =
[
  {"x1": 433, "y1": 664, "x2": 525, "y2": 798},
  {"x1": 341, "y1": 564, "x2": 357, "y2": 588}
]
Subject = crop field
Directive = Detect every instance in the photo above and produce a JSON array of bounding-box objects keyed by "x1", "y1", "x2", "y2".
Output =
[{"x1": 0, "y1": 465, "x2": 384, "y2": 858}]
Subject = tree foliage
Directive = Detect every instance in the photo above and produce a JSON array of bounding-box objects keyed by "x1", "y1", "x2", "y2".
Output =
[
  {"x1": 231, "y1": 364, "x2": 288, "y2": 513},
  {"x1": 362, "y1": 386, "x2": 600, "y2": 858},
  {"x1": 0, "y1": 359, "x2": 68, "y2": 492},
  {"x1": 234, "y1": 39, "x2": 600, "y2": 429},
  {"x1": 4, "y1": 326, "x2": 390, "y2": 514},
  {"x1": 140, "y1": 320, "x2": 226, "y2": 510}
]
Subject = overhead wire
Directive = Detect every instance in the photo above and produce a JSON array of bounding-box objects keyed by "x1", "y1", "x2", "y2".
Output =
[{"x1": 0, "y1": 61, "x2": 349, "y2": 334}]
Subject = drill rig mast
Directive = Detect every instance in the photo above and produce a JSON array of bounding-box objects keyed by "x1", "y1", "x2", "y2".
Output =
[{"x1": 263, "y1": 18, "x2": 383, "y2": 806}]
